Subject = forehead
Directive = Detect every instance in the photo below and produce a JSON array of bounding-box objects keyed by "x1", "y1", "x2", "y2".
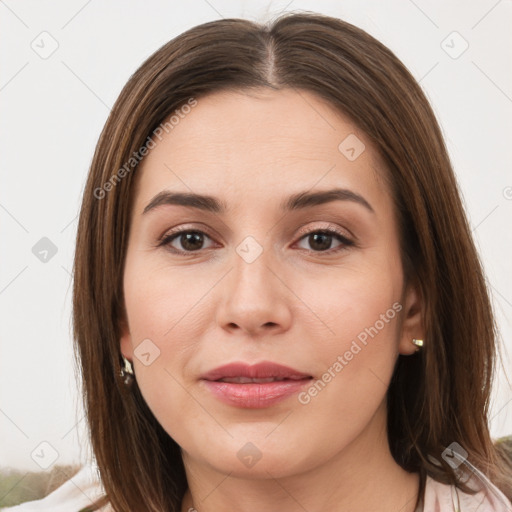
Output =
[{"x1": 132, "y1": 88, "x2": 389, "y2": 216}]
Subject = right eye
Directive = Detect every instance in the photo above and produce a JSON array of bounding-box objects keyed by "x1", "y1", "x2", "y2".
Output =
[{"x1": 158, "y1": 229, "x2": 216, "y2": 254}]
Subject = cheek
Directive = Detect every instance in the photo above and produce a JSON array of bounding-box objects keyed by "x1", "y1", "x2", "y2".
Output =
[
  {"x1": 291, "y1": 285, "x2": 400, "y2": 454},
  {"x1": 122, "y1": 259, "x2": 219, "y2": 427},
  {"x1": 123, "y1": 255, "x2": 215, "y2": 340},
  {"x1": 296, "y1": 254, "x2": 402, "y2": 344},
  {"x1": 292, "y1": 258, "x2": 402, "y2": 404}
]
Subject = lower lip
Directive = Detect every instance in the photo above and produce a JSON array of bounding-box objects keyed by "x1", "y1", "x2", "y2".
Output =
[{"x1": 202, "y1": 379, "x2": 312, "y2": 408}]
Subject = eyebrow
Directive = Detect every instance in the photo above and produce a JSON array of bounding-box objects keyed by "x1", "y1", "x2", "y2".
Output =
[{"x1": 142, "y1": 188, "x2": 375, "y2": 215}]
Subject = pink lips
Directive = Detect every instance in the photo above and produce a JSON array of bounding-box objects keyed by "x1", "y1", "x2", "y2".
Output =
[{"x1": 200, "y1": 361, "x2": 313, "y2": 409}]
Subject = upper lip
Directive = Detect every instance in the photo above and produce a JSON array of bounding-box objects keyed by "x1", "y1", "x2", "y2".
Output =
[{"x1": 201, "y1": 361, "x2": 312, "y2": 381}]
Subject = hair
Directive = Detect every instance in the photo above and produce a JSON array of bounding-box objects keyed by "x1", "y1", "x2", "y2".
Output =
[{"x1": 72, "y1": 10, "x2": 512, "y2": 512}]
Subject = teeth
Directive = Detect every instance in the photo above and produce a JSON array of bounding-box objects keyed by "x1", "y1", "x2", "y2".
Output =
[{"x1": 218, "y1": 377, "x2": 288, "y2": 383}]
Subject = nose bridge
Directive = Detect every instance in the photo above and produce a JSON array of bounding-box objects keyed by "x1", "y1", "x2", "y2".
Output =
[{"x1": 232, "y1": 233, "x2": 274, "y2": 293}]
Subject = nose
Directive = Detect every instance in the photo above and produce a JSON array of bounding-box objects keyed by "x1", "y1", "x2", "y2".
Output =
[{"x1": 215, "y1": 242, "x2": 292, "y2": 337}]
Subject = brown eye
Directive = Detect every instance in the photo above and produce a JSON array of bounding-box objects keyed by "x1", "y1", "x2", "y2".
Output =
[
  {"x1": 157, "y1": 227, "x2": 354, "y2": 256},
  {"x1": 159, "y1": 230, "x2": 214, "y2": 253},
  {"x1": 296, "y1": 229, "x2": 354, "y2": 253}
]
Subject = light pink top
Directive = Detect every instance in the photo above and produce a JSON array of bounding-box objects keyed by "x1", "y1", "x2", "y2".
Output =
[
  {"x1": 416, "y1": 474, "x2": 512, "y2": 512},
  {"x1": 3, "y1": 464, "x2": 511, "y2": 511}
]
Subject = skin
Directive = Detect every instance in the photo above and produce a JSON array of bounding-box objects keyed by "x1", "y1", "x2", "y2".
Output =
[{"x1": 119, "y1": 88, "x2": 425, "y2": 512}]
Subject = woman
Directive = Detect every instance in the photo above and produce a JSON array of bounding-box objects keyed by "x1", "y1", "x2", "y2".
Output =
[{"x1": 9, "y1": 10, "x2": 511, "y2": 512}]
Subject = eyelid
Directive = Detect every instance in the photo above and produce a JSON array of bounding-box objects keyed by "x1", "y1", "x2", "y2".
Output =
[
  {"x1": 294, "y1": 221, "x2": 353, "y2": 241},
  {"x1": 156, "y1": 223, "x2": 218, "y2": 248},
  {"x1": 157, "y1": 221, "x2": 355, "y2": 254}
]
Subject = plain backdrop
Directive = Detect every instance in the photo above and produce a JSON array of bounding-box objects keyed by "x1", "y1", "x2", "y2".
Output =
[{"x1": 1, "y1": 0, "x2": 511, "y2": 472}]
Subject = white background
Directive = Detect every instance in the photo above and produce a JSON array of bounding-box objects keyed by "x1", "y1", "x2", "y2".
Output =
[{"x1": 1, "y1": 0, "x2": 511, "y2": 472}]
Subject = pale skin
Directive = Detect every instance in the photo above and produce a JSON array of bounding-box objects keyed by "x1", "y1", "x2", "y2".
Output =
[{"x1": 119, "y1": 88, "x2": 424, "y2": 512}]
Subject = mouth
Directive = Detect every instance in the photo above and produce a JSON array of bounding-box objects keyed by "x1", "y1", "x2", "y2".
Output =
[
  {"x1": 200, "y1": 361, "x2": 313, "y2": 408},
  {"x1": 214, "y1": 376, "x2": 310, "y2": 383},
  {"x1": 201, "y1": 361, "x2": 313, "y2": 382}
]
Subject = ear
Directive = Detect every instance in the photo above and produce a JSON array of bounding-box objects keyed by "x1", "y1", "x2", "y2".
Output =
[
  {"x1": 398, "y1": 278, "x2": 425, "y2": 356},
  {"x1": 119, "y1": 306, "x2": 134, "y2": 361}
]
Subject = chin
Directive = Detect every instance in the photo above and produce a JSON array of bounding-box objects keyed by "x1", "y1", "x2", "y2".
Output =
[{"x1": 196, "y1": 438, "x2": 315, "y2": 479}]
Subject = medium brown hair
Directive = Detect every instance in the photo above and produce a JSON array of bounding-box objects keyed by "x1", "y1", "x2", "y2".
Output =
[{"x1": 72, "y1": 11, "x2": 512, "y2": 511}]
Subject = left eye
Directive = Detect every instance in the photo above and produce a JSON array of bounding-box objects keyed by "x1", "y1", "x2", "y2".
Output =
[
  {"x1": 158, "y1": 229, "x2": 353, "y2": 255},
  {"x1": 296, "y1": 230, "x2": 354, "y2": 253}
]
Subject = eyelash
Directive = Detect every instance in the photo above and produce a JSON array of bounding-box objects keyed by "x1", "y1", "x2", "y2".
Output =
[{"x1": 157, "y1": 226, "x2": 355, "y2": 256}]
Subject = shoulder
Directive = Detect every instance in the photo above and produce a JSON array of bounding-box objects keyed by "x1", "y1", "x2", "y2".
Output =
[
  {"x1": 423, "y1": 472, "x2": 512, "y2": 512},
  {"x1": 1, "y1": 464, "x2": 111, "y2": 512}
]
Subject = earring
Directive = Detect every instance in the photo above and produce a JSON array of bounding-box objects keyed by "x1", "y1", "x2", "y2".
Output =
[
  {"x1": 412, "y1": 338, "x2": 424, "y2": 352},
  {"x1": 120, "y1": 356, "x2": 135, "y2": 388}
]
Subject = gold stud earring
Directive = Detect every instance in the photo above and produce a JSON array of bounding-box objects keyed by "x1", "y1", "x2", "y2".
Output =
[
  {"x1": 120, "y1": 356, "x2": 135, "y2": 388},
  {"x1": 412, "y1": 338, "x2": 424, "y2": 352}
]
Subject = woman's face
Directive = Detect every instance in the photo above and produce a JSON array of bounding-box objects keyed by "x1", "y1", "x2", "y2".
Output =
[{"x1": 120, "y1": 88, "x2": 422, "y2": 478}]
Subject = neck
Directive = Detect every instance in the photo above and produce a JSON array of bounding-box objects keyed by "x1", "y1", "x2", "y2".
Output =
[{"x1": 180, "y1": 402, "x2": 420, "y2": 512}]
